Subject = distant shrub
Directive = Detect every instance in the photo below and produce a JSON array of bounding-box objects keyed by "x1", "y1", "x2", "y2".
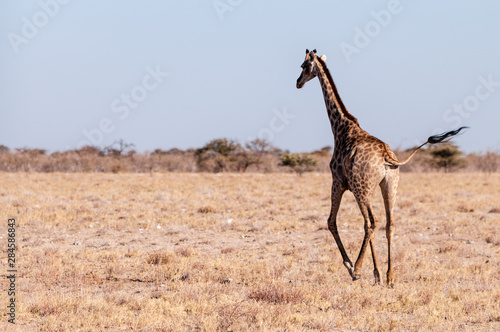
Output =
[
  {"x1": 0, "y1": 145, "x2": 10, "y2": 154},
  {"x1": 279, "y1": 153, "x2": 318, "y2": 175},
  {"x1": 311, "y1": 146, "x2": 332, "y2": 157},
  {"x1": 246, "y1": 138, "x2": 281, "y2": 155},
  {"x1": 195, "y1": 138, "x2": 237, "y2": 172},
  {"x1": 167, "y1": 148, "x2": 184, "y2": 155},
  {"x1": 428, "y1": 143, "x2": 466, "y2": 172},
  {"x1": 103, "y1": 139, "x2": 135, "y2": 157},
  {"x1": 0, "y1": 138, "x2": 496, "y2": 173},
  {"x1": 16, "y1": 148, "x2": 47, "y2": 156},
  {"x1": 152, "y1": 148, "x2": 168, "y2": 156},
  {"x1": 195, "y1": 138, "x2": 263, "y2": 172},
  {"x1": 73, "y1": 146, "x2": 103, "y2": 156},
  {"x1": 469, "y1": 151, "x2": 499, "y2": 173}
]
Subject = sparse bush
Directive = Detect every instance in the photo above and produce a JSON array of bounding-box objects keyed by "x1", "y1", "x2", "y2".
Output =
[
  {"x1": 244, "y1": 138, "x2": 282, "y2": 172},
  {"x1": 469, "y1": 151, "x2": 499, "y2": 173},
  {"x1": 279, "y1": 153, "x2": 318, "y2": 175},
  {"x1": 16, "y1": 147, "x2": 47, "y2": 156},
  {"x1": 246, "y1": 138, "x2": 280, "y2": 155},
  {"x1": 73, "y1": 146, "x2": 103, "y2": 156},
  {"x1": 152, "y1": 148, "x2": 168, "y2": 156},
  {"x1": 195, "y1": 138, "x2": 264, "y2": 172},
  {"x1": 0, "y1": 139, "x2": 497, "y2": 173},
  {"x1": 195, "y1": 138, "x2": 239, "y2": 172},
  {"x1": 166, "y1": 148, "x2": 184, "y2": 155},
  {"x1": 198, "y1": 138, "x2": 239, "y2": 157},
  {"x1": 233, "y1": 150, "x2": 262, "y2": 172},
  {"x1": 103, "y1": 139, "x2": 135, "y2": 157},
  {"x1": 428, "y1": 143, "x2": 466, "y2": 172},
  {"x1": 312, "y1": 146, "x2": 332, "y2": 157},
  {"x1": 0, "y1": 145, "x2": 10, "y2": 154}
]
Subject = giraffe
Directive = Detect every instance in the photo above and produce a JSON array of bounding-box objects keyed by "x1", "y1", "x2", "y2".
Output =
[{"x1": 296, "y1": 49, "x2": 467, "y2": 286}]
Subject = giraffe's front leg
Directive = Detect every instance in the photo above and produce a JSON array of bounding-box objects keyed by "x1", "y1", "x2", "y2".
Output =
[
  {"x1": 330, "y1": 219, "x2": 356, "y2": 279},
  {"x1": 352, "y1": 238, "x2": 369, "y2": 281},
  {"x1": 352, "y1": 200, "x2": 378, "y2": 282},
  {"x1": 370, "y1": 239, "x2": 381, "y2": 284},
  {"x1": 327, "y1": 183, "x2": 355, "y2": 279}
]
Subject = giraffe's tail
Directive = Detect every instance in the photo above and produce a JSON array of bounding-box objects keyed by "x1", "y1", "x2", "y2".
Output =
[{"x1": 384, "y1": 126, "x2": 469, "y2": 167}]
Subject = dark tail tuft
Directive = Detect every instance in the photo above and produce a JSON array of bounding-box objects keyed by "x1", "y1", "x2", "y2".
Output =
[
  {"x1": 427, "y1": 126, "x2": 469, "y2": 144},
  {"x1": 384, "y1": 126, "x2": 468, "y2": 167}
]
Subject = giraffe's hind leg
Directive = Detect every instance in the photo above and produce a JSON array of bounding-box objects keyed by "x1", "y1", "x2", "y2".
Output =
[
  {"x1": 380, "y1": 170, "x2": 399, "y2": 287},
  {"x1": 327, "y1": 182, "x2": 355, "y2": 277},
  {"x1": 352, "y1": 198, "x2": 379, "y2": 282}
]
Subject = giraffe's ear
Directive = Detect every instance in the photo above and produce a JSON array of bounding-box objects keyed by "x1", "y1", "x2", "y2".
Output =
[{"x1": 320, "y1": 55, "x2": 327, "y2": 62}]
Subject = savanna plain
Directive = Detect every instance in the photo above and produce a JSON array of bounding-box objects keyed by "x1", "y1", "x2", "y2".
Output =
[{"x1": 0, "y1": 172, "x2": 499, "y2": 331}]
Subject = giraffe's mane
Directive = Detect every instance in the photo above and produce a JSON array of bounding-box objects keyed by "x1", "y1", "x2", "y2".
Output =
[{"x1": 315, "y1": 56, "x2": 359, "y2": 126}]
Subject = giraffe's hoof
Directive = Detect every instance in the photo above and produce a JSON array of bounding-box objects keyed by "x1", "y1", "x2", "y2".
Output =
[
  {"x1": 352, "y1": 270, "x2": 361, "y2": 281},
  {"x1": 343, "y1": 260, "x2": 354, "y2": 270},
  {"x1": 387, "y1": 272, "x2": 394, "y2": 287},
  {"x1": 374, "y1": 270, "x2": 381, "y2": 284}
]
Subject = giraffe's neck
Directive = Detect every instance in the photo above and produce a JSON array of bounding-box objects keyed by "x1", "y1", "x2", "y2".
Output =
[{"x1": 314, "y1": 59, "x2": 360, "y2": 145}]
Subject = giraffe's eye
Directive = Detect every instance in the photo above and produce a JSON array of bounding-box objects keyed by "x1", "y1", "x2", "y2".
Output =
[{"x1": 301, "y1": 62, "x2": 311, "y2": 71}]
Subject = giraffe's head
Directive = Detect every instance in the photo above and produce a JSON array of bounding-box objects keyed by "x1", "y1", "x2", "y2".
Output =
[{"x1": 296, "y1": 49, "x2": 326, "y2": 89}]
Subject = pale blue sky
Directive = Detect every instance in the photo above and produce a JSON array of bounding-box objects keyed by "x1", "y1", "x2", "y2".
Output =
[{"x1": 1, "y1": 0, "x2": 499, "y2": 153}]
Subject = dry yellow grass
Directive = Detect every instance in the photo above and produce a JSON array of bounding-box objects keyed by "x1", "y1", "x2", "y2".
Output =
[{"x1": 0, "y1": 172, "x2": 499, "y2": 331}]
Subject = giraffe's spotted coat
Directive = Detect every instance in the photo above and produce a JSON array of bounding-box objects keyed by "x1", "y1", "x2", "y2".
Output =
[{"x1": 297, "y1": 50, "x2": 401, "y2": 286}]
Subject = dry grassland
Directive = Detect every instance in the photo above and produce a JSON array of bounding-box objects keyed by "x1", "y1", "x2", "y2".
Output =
[{"x1": 0, "y1": 172, "x2": 499, "y2": 331}]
